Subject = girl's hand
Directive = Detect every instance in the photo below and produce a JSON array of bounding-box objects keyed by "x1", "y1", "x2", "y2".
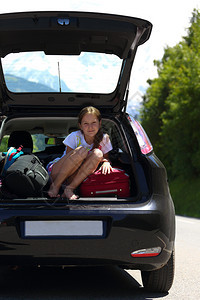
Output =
[{"x1": 99, "y1": 161, "x2": 113, "y2": 175}]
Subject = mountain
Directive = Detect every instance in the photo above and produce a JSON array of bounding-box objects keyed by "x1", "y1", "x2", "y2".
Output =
[
  {"x1": 3, "y1": 52, "x2": 71, "y2": 92},
  {"x1": 5, "y1": 71, "x2": 71, "y2": 93},
  {"x1": 5, "y1": 74, "x2": 57, "y2": 93}
]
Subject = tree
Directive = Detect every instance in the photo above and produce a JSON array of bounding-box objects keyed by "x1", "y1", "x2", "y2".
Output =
[{"x1": 140, "y1": 9, "x2": 200, "y2": 179}]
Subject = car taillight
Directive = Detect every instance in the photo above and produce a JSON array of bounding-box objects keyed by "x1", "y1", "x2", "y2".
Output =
[
  {"x1": 128, "y1": 116, "x2": 153, "y2": 155},
  {"x1": 131, "y1": 247, "x2": 161, "y2": 257}
]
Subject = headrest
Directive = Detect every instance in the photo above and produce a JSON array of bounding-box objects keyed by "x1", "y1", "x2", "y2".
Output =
[{"x1": 8, "y1": 131, "x2": 33, "y2": 152}]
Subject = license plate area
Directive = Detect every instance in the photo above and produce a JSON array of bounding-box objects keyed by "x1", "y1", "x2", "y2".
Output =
[{"x1": 22, "y1": 220, "x2": 104, "y2": 238}]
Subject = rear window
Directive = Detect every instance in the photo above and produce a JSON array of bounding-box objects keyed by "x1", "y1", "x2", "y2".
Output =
[
  {"x1": 0, "y1": 134, "x2": 49, "y2": 153},
  {"x1": 1, "y1": 51, "x2": 122, "y2": 94},
  {"x1": 0, "y1": 120, "x2": 127, "y2": 154}
]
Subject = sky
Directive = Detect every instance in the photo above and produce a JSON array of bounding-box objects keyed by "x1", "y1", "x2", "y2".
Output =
[{"x1": 1, "y1": 0, "x2": 200, "y2": 101}]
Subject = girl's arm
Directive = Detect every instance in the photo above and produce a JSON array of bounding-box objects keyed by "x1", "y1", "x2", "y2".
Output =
[
  {"x1": 99, "y1": 153, "x2": 113, "y2": 174},
  {"x1": 65, "y1": 145, "x2": 74, "y2": 155}
]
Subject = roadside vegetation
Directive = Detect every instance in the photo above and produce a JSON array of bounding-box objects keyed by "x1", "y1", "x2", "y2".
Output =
[
  {"x1": 169, "y1": 176, "x2": 200, "y2": 218},
  {"x1": 140, "y1": 9, "x2": 200, "y2": 218}
]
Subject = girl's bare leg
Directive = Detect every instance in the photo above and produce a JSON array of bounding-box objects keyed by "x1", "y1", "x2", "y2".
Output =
[
  {"x1": 62, "y1": 149, "x2": 103, "y2": 199},
  {"x1": 48, "y1": 147, "x2": 88, "y2": 197}
]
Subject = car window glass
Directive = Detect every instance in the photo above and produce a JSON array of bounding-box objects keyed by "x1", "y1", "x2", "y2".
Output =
[
  {"x1": 1, "y1": 51, "x2": 122, "y2": 94},
  {"x1": 0, "y1": 121, "x2": 126, "y2": 154},
  {"x1": 0, "y1": 134, "x2": 52, "y2": 153}
]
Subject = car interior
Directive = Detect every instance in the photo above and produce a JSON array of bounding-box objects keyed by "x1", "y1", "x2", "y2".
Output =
[{"x1": 0, "y1": 116, "x2": 137, "y2": 199}]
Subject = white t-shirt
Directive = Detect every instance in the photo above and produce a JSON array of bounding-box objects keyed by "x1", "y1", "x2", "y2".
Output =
[
  {"x1": 46, "y1": 130, "x2": 113, "y2": 169},
  {"x1": 63, "y1": 130, "x2": 112, "y2": 154}
]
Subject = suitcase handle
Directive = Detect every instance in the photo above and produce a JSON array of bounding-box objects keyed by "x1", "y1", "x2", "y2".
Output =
[{"x1": 95, "y1": 189, "x2": 118, "y2": 194}]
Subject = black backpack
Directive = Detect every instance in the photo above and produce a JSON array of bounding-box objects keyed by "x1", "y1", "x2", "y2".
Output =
[{"x1": 3, "y1": 154, "x2": 49, "y2": 197}]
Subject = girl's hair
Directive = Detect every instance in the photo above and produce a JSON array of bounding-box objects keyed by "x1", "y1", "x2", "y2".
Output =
[{"x1": 78, "y1": 106, "x2": 103, "y2": 149}]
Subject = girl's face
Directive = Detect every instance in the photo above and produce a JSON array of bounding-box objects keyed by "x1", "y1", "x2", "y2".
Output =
[{"x1": 79, "y1": 113, "x2": 101, "y2": 140}]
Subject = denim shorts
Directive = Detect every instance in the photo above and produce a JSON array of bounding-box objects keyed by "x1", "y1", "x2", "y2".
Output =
[{"x1": 46, "y1": 157, "x2": 60, "y2": 175}]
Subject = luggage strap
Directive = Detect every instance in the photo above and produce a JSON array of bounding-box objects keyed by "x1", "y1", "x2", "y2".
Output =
[{"x1": 8, "y1": 146, "x2": 23, "y2": 161}]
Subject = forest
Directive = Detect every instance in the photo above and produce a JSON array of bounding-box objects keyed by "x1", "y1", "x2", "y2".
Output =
[{"x1": 140, "y1": 9, "x2": 200, "y2": 217}]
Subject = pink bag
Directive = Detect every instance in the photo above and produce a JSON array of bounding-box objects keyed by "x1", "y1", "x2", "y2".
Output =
[{"x1": 80, "y1": 168, "x2": 130, "y2": 198}]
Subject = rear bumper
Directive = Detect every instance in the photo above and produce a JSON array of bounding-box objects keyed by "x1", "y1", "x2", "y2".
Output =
[{"x1": 0, "y1": 196, "x2": 175, "y2": 271}]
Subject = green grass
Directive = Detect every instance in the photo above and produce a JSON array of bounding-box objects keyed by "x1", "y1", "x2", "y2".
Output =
[{"x1": 169, "y1": 176, "x2": 200, "y2": 218}]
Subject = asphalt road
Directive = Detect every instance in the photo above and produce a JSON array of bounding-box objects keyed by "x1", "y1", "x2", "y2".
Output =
[{"x1": 0, "y1": 215, "x2": 199, "y2": 299}]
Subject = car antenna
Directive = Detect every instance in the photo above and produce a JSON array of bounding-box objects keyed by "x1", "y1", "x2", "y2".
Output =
[{"x1": 58, "y1": 61, "x2": 62, "y2": 92}]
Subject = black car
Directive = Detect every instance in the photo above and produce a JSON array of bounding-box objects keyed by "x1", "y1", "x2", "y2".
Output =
[{"x1": 0, "y1": 11, "x2": 175, "y2": 293}]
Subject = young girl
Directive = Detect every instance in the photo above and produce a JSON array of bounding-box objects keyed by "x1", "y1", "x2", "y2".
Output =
[{"x1": 47, "y1": 106, "x2": 113, "y2": 200}]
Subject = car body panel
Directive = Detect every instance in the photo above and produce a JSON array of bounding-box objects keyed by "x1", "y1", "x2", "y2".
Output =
[
  {"x1": 0, "y1": 11, "x2": 152, "y2": 58},
  {"x1": 0, "y1": 201, "x2": 174, "y2": 271}
]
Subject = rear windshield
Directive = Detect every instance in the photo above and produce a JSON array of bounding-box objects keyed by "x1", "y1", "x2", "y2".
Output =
[{"x1": 1, "y1": 51, "x2": 122, "y2": 94}]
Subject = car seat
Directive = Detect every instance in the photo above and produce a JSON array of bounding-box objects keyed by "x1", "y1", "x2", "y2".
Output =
[{"x1": 7, "y1": 130, "x2": 33, "y2": 153}]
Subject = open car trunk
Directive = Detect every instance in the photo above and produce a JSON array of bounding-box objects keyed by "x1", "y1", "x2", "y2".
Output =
[
  {"x1": 0, "y1": 11, "x2": 152, "y2": 205},
  {"x1": 0, "y1": 114, "x2": 150, "y2": 205}
]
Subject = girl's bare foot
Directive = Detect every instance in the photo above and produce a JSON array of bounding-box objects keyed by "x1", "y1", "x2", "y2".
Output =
[
  {"x1": 48, "y1": 183, "x2": 60, "y2": 198},
  {"x1": 62, "y1": 186, "x2": 78, "y2": 200}
]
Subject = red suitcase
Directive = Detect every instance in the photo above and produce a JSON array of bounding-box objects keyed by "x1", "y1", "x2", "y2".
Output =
[{"x1": 80, "y1": 168, "x2": 130, "y2": 198}]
